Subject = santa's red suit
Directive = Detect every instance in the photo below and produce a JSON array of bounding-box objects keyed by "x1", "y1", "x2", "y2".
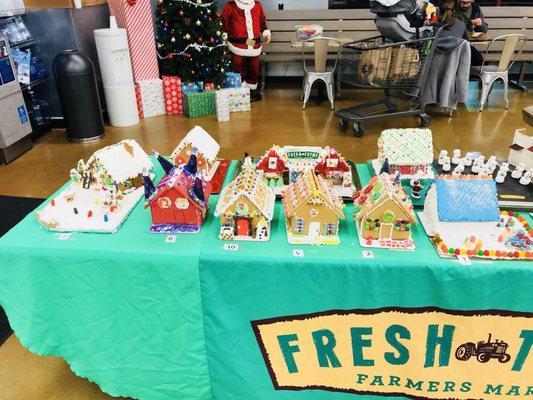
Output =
[{"x1": 222, "y1": 0, "x2": 271, "y2": 92}]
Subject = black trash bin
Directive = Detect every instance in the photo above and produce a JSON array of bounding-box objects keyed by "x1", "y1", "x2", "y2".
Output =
[{"x1": 53, "y1": 50, "x2": 105, "y2": 143}]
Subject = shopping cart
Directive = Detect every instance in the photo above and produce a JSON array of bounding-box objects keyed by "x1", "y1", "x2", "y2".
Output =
[{"x1": 336, "y1": 29, "x2": 440, "y2": 137}]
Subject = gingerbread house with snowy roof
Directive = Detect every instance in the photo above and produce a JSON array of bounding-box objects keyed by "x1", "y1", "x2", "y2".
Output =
[
  {"x1": 84, "y1": 139, "x2": 152, "y2": 193},
  {"x1": 282, "y1": 169, "x2": 345, "y2": 245},
  {"x1": 377, "y1": 128, "x2": 433, "y2": 177},
  {"x1": 215, "y1": 160, "x2": 275, "y2": 241},
  {"x1": 171, "y1": 126, "x2": 220, "y2": 177},
  {"x1": 353, "y1": 173, "x2": 417, "y2": 250},
  {"x1": 255, "y1": 145, "x2": 287, "y2": 187},
  {"x1": 144, "y1": 152, "x2": 211, "y2": 234}
]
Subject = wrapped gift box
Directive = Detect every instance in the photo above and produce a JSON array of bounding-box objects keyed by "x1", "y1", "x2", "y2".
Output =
[
  {"x1": 137, "y1": 79, "x2": 165, "y2": 118},
  {"x1": 215, "y1": 90, "x2": 230, "y2": 122},
  {"x1": 183, "y1": 90, "x2": 216, "y2": 118},
  {"x1": 108, "y1": 0, "x2": 159, "y2": 82},
  {"x1": 162, "y1": 76, "x2": 183, "y2": 115},
  {"x1": 182, "y1": 81, "x2": 204, "y2": 94},
  {"x1": 223, "y1": 72, "x2": 242, "y2": 89},
  {"x1": 217, "y1": 87, "x2": 251, "y2": 113},
  {"x1": 135, "y1": 84, "x2": 144, "y2": 119}
]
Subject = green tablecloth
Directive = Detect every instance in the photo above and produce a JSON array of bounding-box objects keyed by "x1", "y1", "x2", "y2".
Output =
[{"x1": 0, "y1": 163, "x2": 531, "y2": 400}]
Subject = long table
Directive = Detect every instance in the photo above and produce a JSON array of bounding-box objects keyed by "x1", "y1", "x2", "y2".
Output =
[{"x1": 0, "y1": 162, "x2": 531, "y2": 400}]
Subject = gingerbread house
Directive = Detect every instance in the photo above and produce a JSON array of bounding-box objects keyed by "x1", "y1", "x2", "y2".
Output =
[
  {"x1": 508, "y1": 129, "x2": 532, "y2": 170},
  {"x1": 353, "y1": 173, "x2": 417, "y2": 250},
  {"x1": 377, "y1": 128, "x2": 433, "y2": 177},
  {"x1": 214, "y1": 162, "x2": 275, "y2": 241},
  {"x1": 282, "y1": 169, "x2": 345, "y2": 245},
  {"x1": 144, "y1": 152, "x2": 211, "y2": 233},
  {"x1": 255, "y1": 145, "x2": 287, "y2": 187},
  {"x1": 314, "y1": 146, "x2": 352, "y2": 187},
  {"x1": 423, "y1": 175, "x2": 500, "y2": 236},
  {"x1": 83, "y1": 139, "x2": 152, "y2": 193},
  {"x1": 170, "y1": 126, "x2": 220, "y2": 177}
]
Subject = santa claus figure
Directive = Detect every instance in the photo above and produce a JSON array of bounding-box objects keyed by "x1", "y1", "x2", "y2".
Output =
[{"x1": 222, "y1": 0, "x2": 271, "y2": 102}]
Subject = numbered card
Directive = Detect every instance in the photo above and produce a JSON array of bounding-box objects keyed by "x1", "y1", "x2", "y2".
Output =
[
  {"x1": 165, "y1": 235, "x2": 177, "y2": 244},
  {"x1": 292, "y1": 249, "x2": 305, "y2": 257},
  {"x1": 57, "y1": 233, "x2": 72, "y2": 241},
  {"x1": 223, "y1": 243, "x2": 239, "y2": 251},
  {"x1": 362, "y1": 250, "x2": 375, "y2": 259}
]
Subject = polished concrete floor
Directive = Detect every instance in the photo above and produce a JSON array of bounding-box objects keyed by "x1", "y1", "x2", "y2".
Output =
[{"x1": 0, "y1": 82, "x2": 531, "y2": 399}]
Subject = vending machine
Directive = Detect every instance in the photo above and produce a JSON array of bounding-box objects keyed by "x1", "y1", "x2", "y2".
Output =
[{"x1": 0, "y1": 34, "x2": 32, "y2": 164}]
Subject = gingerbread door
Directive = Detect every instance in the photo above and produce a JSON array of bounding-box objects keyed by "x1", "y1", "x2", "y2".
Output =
[
  {"x1": 380, "y1": 223, "x2": 393, "y2": 239},
  {"x1": 236, "y1": 219, "x2": 250, "y2": 236}
]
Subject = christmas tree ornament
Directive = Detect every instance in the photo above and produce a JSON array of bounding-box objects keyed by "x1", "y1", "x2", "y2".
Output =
[
  {"x1": 179, "y1": 9, "x2": 184, "y2": 16},
  {"x1": 197, "y1": 0, "x2": 202, "y2": 4},
  {"x1": 184, "y1": 33, "x2": 191, "y2": 40},
  {"x1": 196, "y1": 20, "x2": 202, "y2": 26},
  {"x1": 171, "y1": 36, "x2": 176, "y2": 43},
  {"x1": 158, "y1": 0, "x2": 163, "y2": 4}
]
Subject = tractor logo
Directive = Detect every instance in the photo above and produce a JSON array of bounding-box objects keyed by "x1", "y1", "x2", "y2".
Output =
[{"x1": 455, "y1": 333, "x2": 511, "y2": 364}]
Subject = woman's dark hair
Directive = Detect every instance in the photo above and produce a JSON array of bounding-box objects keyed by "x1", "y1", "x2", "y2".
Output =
[{"x1": 441, "y1": 0, "x2": 456, "y2": 27}]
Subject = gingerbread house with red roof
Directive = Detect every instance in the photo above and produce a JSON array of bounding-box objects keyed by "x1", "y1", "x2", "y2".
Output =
[
  {"x1": 144, "y1": 152, "x2": 211, "y2": 233},
  {"x1": 255, "y1": 145, "x2": 287, "y2": 187},
  {"x1": 314, "y1": 146, "x2": 352, "y2": 187}
]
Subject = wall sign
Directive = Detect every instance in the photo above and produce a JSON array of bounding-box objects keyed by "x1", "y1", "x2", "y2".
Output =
[{"x1": 252, "y1": 307, "x2": 533, "y2": 399}]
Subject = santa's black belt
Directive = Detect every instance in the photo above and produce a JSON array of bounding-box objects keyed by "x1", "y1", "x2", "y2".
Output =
[{"x1": 229, "y1": 37, "x2": 261, "y2": 44}]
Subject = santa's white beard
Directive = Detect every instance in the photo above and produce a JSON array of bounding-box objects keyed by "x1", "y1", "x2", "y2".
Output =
[{"x1": 236, "y1": 0, "x2": 254, "y2": 4}]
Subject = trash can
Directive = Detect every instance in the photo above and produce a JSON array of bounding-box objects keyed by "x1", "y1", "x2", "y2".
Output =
[{"x1": 53, "y1": 50, "x2": 105, "y2": 142}]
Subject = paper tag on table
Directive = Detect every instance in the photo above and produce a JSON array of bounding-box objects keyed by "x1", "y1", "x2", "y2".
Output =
[
  {"x1": 293, "y1": 249, "x2": 305, "y2": 257},
  {"x1": 223, "y1": 243, "x2": 239, "y2": 251},
  {"x1": 165, "y1": 235, "x2": 177, "y2": 243},
  {"x1": 362, "y1": 250, "x2": 375, "y2": 259}
]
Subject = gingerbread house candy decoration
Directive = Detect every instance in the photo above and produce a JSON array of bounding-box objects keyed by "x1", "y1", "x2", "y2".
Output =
[
  {"x1": 255, "y1": 145, "x2": 287, "y2": 187},
  {"x1": 421, "y1": 175, "x2": 532, "y2": 260},
  {"x1": 508, "y1": 129, "x2": 532, "y2": 170},
  {"x1": 377, "y1": 128, "x2": 434, "y2": 178},
  {"x1": 214, "y1": 161, "x2": 275, "y2": 241},
  {"x1": 282, "y1": 169, "x2": 345, "y2": 245},
  {"x1": 353, "y1": 173, "x2": 417, "y2": 250},
  {"x1": 170, "y1": 126, "x2": 220, "y2": 177},
  {"x1": 144, "y1": 151, "x2": 211, "y2": 234},
  {"x1": 84, "y1": 139, "x2": 153, "y2": 193}
]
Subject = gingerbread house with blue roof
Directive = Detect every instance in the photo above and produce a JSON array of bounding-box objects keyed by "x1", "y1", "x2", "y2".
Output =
[{"x1": 423, "y1": 175, "x2": 500, "y2": 235}]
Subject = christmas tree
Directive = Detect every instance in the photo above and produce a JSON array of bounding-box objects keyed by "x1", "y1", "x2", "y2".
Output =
[{"x1": 156, "y1": 0, "x2": 231, "y2": 86}]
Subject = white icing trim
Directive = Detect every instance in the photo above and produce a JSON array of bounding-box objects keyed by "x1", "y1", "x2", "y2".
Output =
[{"x1": 227, "y1": 41, "x2": 262, "y2": 57}]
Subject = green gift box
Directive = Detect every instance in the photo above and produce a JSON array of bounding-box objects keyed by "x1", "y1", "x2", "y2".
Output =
[{"x1": 183, "y1": 90, "x2": 216, "y2": 118}]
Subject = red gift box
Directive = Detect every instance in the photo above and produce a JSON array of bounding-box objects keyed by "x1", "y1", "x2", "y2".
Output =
[
  {"x1": 108, "y1": 0, "x2": 159, "y2": 82},
  {"x1": 135, "y1": 83, "x2": 144, "y2": 119},
  {"x1": 204, "y1": 82, "x2": 215, "y2": 90},
  {"x1": 162, "y1": 76, "x2": 183, "y2": 115}
]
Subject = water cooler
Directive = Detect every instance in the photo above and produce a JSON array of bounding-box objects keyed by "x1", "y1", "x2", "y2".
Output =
[
  {"x1": 94, "y1": 18, "x2": 139, "y2": 127},
  {"x1": 0, "y1": 34, "x2": 32, "y2": 164}
]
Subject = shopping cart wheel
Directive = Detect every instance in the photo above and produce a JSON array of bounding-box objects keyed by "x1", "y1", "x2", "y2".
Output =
[
  {"x1": 353, "y1": 123, "x2": 364, "y2": 137},
  {"x1": 339, "y1": 119, "x2": 349, "y2": 131},
  {"x1": 419, "y1": 114, "x2": 431, "y2": 127}
]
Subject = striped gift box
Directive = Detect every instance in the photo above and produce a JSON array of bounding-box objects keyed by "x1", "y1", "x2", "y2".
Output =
[{"x1": 108, "y1": 0, "x2": 159, "y2": 82}]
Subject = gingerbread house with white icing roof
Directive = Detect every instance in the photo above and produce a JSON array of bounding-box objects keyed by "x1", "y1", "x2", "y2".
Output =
[
  {"x1": 171, "y1": 126, "x2": 220, "y2": 177},
  {"x1": 282, "y1": 169, "x2": 345, "y2": 245},
  {"x1": 353, "y1": 173, "x2": 417, "y2": 249},
  {"x1": 215, "y1": 162, "x2": 275, "y2": 241},
  {"x1": 85, "y1": 139, "x2": 152, "y2": 193},
  {"x1": 377, "y1": 128, "x2": 433, "y2": 177}
]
